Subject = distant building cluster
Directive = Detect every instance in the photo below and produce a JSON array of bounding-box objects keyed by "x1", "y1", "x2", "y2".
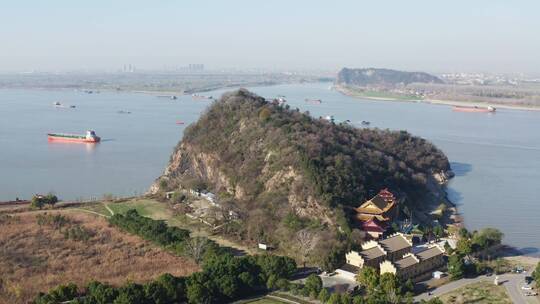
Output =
[
  {"x1": 188, "y1": 64, "x2": 204, "y2": 71},
  {"x1": 175, "y1": 64, "x2": 205, "y2": 72},
  {"x1": 440, "y1": 72, "x2": 519, "y2": 86},
  {"x1": 122, "y1": 64, "x2": 136, "y2": 73}
]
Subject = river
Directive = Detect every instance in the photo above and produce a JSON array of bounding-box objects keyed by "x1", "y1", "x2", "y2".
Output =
[{"x1": 1, "y1": 83, "x2": 539, "y2": 254}]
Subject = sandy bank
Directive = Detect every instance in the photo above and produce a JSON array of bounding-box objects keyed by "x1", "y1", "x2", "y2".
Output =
[{"x1": 335, "y1": 85, "x2": 540, "y2": 112}]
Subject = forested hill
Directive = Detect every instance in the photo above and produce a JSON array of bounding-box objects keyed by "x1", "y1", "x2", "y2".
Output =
[
  {"x1": 154, "y1": 89, "x2": 451, "y2": 252},
  {"x1": 337, "y1": 67, "x2": 443, "y2": 87}
]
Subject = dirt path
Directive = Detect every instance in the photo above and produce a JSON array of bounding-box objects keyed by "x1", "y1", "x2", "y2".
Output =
[
  {"x1": 104, "y1": 203, "x2": 115, "y2": 216},
  {"x1": 72, "y1": 208, "x2": 110, "y2": 218}
]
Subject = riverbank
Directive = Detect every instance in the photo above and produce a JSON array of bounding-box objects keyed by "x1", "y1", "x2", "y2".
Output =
[{"x1": 334, "y1": 84, "x2": 540, "y2": 112}]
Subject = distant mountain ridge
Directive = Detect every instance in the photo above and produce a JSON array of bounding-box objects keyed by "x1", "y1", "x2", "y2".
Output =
[{"x1": 337, "y1": 68, "x2": 443, "y2": 87}]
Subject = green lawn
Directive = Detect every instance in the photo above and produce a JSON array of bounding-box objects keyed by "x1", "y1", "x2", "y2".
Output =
[
  {"x1": 438, "y1": 281, "x2": 512, "y2": 304},
  {"x1": 107, "y1": 199, "x2": 170, "y2": 219}
]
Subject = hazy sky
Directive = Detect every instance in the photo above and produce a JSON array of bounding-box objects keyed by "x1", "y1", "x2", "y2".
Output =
[{"x1": 1, "y1": 0, "x2": 539, "y2": 74}]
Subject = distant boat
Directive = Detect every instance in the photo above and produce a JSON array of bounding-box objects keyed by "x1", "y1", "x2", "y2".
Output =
[
  {"x1": 361, "y1": 121, "x2": 371, "y2": 126},
  {"x1": 53, "y1": 101, "x2": 62, "y2": 107},
  {"x1": 171, "y1": 96, "x2": 178, "y2": 100},
  {"x1": 48, "y1": 130, "x2": 101, "y2": 143},
  {"x1": 192, "y1": 94, "x2": 213, "y2": 100},
  {"x1": 117, "y1": 110, "x2": 131, "y2": 114},
  {"x1": 305, "y1": 98, "x2": 322, "y2": 104},
  {"x1": 69, "y1": 105, "x2": 76, "y2": 108},
  {"x1": 452, "y1": 105, "x2": 496, "y2": 113},
  {"x1": 176, "y1": 121, "x2": 185, "y2": 125}
]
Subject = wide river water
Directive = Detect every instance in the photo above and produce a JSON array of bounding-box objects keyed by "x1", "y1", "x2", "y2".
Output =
[{"x1": 1, "y1": 83, "x2": 539, "y2": 254}]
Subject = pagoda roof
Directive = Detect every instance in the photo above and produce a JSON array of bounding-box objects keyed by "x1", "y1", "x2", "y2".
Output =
[
  {"x1": 355, "y1": 189, "x2": 397, "y2": 215},
  {"x1": 361, "y1": 219, "x2": 386, "y2": 232}
]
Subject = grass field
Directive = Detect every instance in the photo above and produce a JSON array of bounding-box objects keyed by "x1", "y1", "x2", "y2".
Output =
[
  {"x1": 0, "y1": 210, "x2": 199, "y2": 304},
  {"x1": 438, "y1": 281, "x2": 512, "y2": 304},
  {"x1": 75, "y1": 198, "x2": 257, "y2": 255},
  {"x1": 106, "y1": 199, "x2": 170, "y2": 219}
]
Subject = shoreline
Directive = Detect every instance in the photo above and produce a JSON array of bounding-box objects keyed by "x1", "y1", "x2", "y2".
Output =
[{"x1": 334, "y1": 84, "x2": 540, "y2": 112}]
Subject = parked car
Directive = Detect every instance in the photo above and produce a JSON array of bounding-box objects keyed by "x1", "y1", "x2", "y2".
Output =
[
  {"x1": 525, "y1": 291, "x2": 538, "y2": 296},
  {"x1": 521, "y1": 285, "x2": 532, "y2": 290},
  {"x1": 525, "y1": 276, "x2": 533, "y2": 284}
]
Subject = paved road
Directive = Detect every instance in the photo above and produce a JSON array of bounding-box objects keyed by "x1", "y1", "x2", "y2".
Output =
[{"x1": 415, "y1": 273, "x2": 539, "y2": 304}]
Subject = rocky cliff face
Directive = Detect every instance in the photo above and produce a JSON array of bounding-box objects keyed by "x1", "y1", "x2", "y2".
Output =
[{"x1": 152, "y1": 141, "x2": 336, "y2": 225}]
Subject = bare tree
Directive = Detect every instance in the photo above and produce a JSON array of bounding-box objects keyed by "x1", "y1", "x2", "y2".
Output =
[
  {"x1": 295, "y1": 229, "x2": 320, "y2": 267},
  {"x1": 184, "y1": 236, "x2": 208, "y2": 263}
]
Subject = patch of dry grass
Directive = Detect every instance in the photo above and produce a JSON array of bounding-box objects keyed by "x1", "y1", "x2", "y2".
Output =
[
  {"x1": 438, "y1": 281, "x2": 512, "y2": 304},
  {"x1": 0, "y1": 211, "x2": 199, "y2": 304}
]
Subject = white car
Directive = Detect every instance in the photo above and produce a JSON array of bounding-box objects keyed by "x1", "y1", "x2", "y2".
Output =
[{"x1": 521, "y1": 285, "x2": 532, "y2": 291}]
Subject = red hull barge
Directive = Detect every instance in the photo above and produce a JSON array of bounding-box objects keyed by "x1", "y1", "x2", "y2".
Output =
[
  {"x1": 47, "y1": 130, "x2": 101, "y2": 143},
  {"x1": 452, "y1": 105, "x2": 496, "y2": 113}
]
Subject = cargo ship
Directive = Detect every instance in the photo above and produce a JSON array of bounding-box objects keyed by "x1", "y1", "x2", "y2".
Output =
[
  {"x1": 47, "y1": 130, "x2": 101, "y2": 143},
  {"x1": 452, "y1": 105, "x2": 496, "y2": 113}
]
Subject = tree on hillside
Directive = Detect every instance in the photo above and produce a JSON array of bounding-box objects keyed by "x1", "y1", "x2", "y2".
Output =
[
  {"x1": 448, "y1": 254, "x2": 465, "y2": 279},
  {"x1": 184, "y1": 237, "x2": 210, "y2": 263},
  {"x1": 356, "y1": 266, "x2": 379, "y2": 292},
  {"x1": 472, "y1": 228, "x2": 504, "y2": 250},
  {"x1": 31, "y1": 195, "x2": 45, "y2": 209},
  {"x1": 533, "y1": 261, "x2": 540, "y2": 289},
  {"x1": 380, "y1": 272, "x2": 402, "y2": 304},
  {"x1": 304, "y1": 274, "x2": 323, "y2": 295},
  {"x1": 295, "y1": 229, "x2": 320, "y2": 267},
  {"x1": 45, "y1": 193, "x2": 58, "y2": 206},
  {"x1": 456, "y1": 238, "x2": 472, "y2": 256}
]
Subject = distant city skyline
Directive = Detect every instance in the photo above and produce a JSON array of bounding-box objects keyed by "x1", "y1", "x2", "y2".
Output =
[{"x1": 1, "y1": 0, "x2": 540, "y2": 74}]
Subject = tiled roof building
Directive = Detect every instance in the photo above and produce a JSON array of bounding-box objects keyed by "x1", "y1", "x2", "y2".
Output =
[{"x1": 342, "y1": 233, "x2": 445, "y2": 282}]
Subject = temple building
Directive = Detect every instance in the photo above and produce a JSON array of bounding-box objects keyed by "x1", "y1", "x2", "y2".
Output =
[
  {"x1": 354, "y1": 189, "x2": 401, "y2": 238},
  {"x1": 339, "y1": 233, "x2": 445, "y2": 282},
  {"x1": 379, "y1": 245, "x2": 446, "y2": 282}
]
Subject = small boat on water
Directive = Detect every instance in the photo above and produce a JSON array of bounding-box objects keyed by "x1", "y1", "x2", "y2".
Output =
[
  {"x1": 53, "y1": 101, "x2": 62, "y2": 107},
  {"x1": 117, "y1": 110, "x2": 131, "y2": 114},
  {"x1": 361, "y1": 121, "x2": 371, "y2": 126},
  {"x1": 48, "y1": 130, "x2": 101, "y2": 143},
  {"x1": 305, "y1": 98, "x2": 322, "y2": 104},
  {"x1": 452, "y1": 105, "x2": 496, "y2": 113},
  {"x1": 176, "y1": 121, "x2": 185, "y2": 125},
  {"x1": 192, "y1": 94, "x2": 213, "y2": 100}
]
